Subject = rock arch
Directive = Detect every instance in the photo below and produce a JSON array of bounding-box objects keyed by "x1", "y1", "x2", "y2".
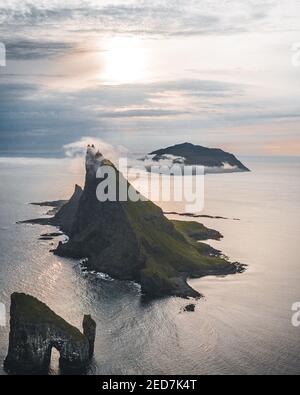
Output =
[{"x1": 4, "y1": 293, "x2": 96, "y2": 375}]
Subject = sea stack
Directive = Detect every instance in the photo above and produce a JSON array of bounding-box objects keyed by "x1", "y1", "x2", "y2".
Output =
[
  {"x1": 4, "y1": 293, "x2": 96, "y2": 375},
  {"x1": 20, "y1": 146, "x2": 244, "y2": 298},
  {"x1": 53, "y1": 146, "x2": 243, "y2": 297}
]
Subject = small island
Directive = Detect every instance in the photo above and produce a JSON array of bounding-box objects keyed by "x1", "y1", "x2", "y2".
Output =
[
  {"x1": 4, "y1": 293, "x2": 96, "y2": 375},
  {"x1": 143, "y1": 142, "x2": 250, "y2": 173},
  {"x1": 19, "y1": 146, "x2": 245, "y2": 298}
]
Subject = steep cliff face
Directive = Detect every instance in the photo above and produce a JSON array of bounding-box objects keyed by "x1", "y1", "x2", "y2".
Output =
[
  {"x1": 55, "y1": 148, "x2": 145, "y2": 281},
  {"x1": 53, "y1": 184, "x2": 83, "y2": 235},
  {"x1": 19, "y1": 185, "x2": 83, "y2": 230},
  {"x1": 54, "y1": 146, "x2": 243, "y2": 298},
  {"x1": 83, "y1": 315, "x2": 96, "y2": 358},
  {"x1": 4, "y1": 293, "x2": 96, "y2": 375}
]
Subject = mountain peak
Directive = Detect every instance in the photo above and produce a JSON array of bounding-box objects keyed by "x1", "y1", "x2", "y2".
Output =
[{"x1": 85, "y1": 145, "x2": 114, "y2": 177}]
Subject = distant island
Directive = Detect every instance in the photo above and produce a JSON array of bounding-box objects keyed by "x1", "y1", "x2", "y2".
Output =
[
  {"x1": 20, "y1": 146, "x2": 245, "y2": 298},
  {"x1": 143, "y1": 142, "x2": 250, "y2": 173}
]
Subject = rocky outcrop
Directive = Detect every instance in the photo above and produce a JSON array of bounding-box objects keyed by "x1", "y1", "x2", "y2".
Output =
[
  {"x1": 83, "y1": 315, "x2": 96, "y2": 358},
  {"x1": 172, "y1": 220, "x2": 223, "y2": 241},
  {"x1": 19, "y1": 185, "x2": 82, "y2": 230},
  {"x1": 52, "y1": 184, "x2": 83, "y2": 234},
  {"x1": 4, "y1": 293, "x2": 96, "y2": 375},
  {"x1": 183, "y1": 304, "x2": 196, "y2": 312}
]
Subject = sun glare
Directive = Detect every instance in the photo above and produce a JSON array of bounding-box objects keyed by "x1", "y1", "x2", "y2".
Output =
[{"x1": 101, "y1": 37, "x2": 147, "y2": 84}]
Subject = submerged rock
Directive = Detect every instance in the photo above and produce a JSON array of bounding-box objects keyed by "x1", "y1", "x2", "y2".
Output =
[
  {"x1": 4, "y1": 293, "x2": 96, "y2": 375},
  {"x1": 184, "y1": 304, "x2": 196, "y2": 312},
  {"x1": 40, "y1": 232, "x2": 63, "y2": 238}
]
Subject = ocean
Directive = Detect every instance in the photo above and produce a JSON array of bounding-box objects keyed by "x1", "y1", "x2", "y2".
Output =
[{"x1": 0, "y1": 155, "x2": 300, "y2": 375}]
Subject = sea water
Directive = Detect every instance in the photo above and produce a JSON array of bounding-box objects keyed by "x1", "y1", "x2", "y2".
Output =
[{"x1": 0, "y1": 156, "x2": 299, "y2": 375}]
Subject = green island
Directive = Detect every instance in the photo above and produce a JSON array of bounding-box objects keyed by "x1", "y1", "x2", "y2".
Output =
[{"x1": 20, "y1": 146, "x2": 245, "y2": 298}]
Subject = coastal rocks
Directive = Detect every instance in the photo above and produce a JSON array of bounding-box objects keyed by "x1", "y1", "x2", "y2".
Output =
[
  {"x1": 183, "y1": 304, "x2": 196, "y2": 312},
  {"x1": 19, "y1": 185, "x2": 83, "y2": 233},
  {"x1": 39, "y1": 233, "x2": 63, "y2": 241},
  {"x1": 83, "y1": 315, "x2": 96, "y2": 358},
  {"x1": 172, "y1": 220, "x2": 223, "y2": 241},
  {"x1": 4, "y1": 293, "x2": 96, "y2": 375},
  {"x1": 41, "y1": 232, "x2": 63, "y2": 238}
]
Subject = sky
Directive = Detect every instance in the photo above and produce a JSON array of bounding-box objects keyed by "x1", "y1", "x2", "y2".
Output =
[{"x1": 0, "y1": 0, "x2": 300, "y2": 157}]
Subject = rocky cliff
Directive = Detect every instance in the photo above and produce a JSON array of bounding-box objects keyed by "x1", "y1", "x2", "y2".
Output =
[
  {"x1": 4, "y1": 293, "x2": 96, "y2": 375},
  {"x1": 52, "y1": 146, "x2": 243, "y2": 298},
  {"x1": 20, "y1": 146, "x2": 244, "y2": 298},
  {"x1": 53, "y1": 184, "x2": 83, "y2": 235}
]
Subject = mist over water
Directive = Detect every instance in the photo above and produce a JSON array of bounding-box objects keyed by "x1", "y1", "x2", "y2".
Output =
[{"x1": 0, "y1": 156, "x2": 300, "y2": 375}]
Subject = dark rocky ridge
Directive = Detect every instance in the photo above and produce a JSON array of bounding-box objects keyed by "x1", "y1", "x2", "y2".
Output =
[
  {"x1": 147, "y1": 142, "x2": 250, "y2": 172},
  {"x1": 31, "y1": 200, "x2": 67, "y2": 208},
  {"x1": 20, "y1": 146, "x2": 245, "y2": 298},
  {"x1": 4, "y1": 293, "x2": 96, "y2": 375},
  {"x1": 19, "y1": 184, "x2": 83, "y2": 230},
  {"x1": 172, "y1": 220, "x2": 223, "y2": 241},
  {"x1": 53, "y1": 184, "x2": 83, "y2": 234},
  {"x1": 164, "y1": 211, "x2": 240, "y2": 220}
]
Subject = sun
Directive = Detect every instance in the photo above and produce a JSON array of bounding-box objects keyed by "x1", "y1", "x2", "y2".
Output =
[{"x1": 101, "y1": 37, "x2": 147, "y2": 84}]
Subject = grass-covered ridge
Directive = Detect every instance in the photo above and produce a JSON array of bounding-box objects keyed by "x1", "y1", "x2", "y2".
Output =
[
  {"x1": 12, "y1": 293, "x2": 85, "y2": 341},
  {"x1": 121, "y1": 198, "x2": 240, "y2": 296}
]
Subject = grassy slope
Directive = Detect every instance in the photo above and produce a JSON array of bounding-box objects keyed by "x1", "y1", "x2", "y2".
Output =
[
  {"x1": 12, "y1": 293, "x2": 84, "y2": 341},
  {"x1": 122, "y1": 199, "x2": 233, "y2": 290}
]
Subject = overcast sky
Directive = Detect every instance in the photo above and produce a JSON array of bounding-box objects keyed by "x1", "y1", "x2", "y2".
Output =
[{"x1": 0, "y1": 0, "x2": 300, "y2": 156}]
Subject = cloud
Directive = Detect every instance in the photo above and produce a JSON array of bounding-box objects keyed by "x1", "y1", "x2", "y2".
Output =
[
  {"x1": 0, "y1": 78, "x2": 238, "y2": 154},
  {"x1": 100, "y1": 109, "x2": 188, "y2": 118},
  {"x1": 5, "y1": 40, "x2": 75, "y2": 60},
  {"x1": 0, "y1": 156, "x2": 64, "y2": 166},
  {"x1": 63, "y1": 137, "x2": 128, "y2": 162},
  {"x1": 1, "y1": 77, "x2": 299, "y2": 156},
  {"x1": 0, "y1": 0, "x2": 282, "y2": 48}
]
